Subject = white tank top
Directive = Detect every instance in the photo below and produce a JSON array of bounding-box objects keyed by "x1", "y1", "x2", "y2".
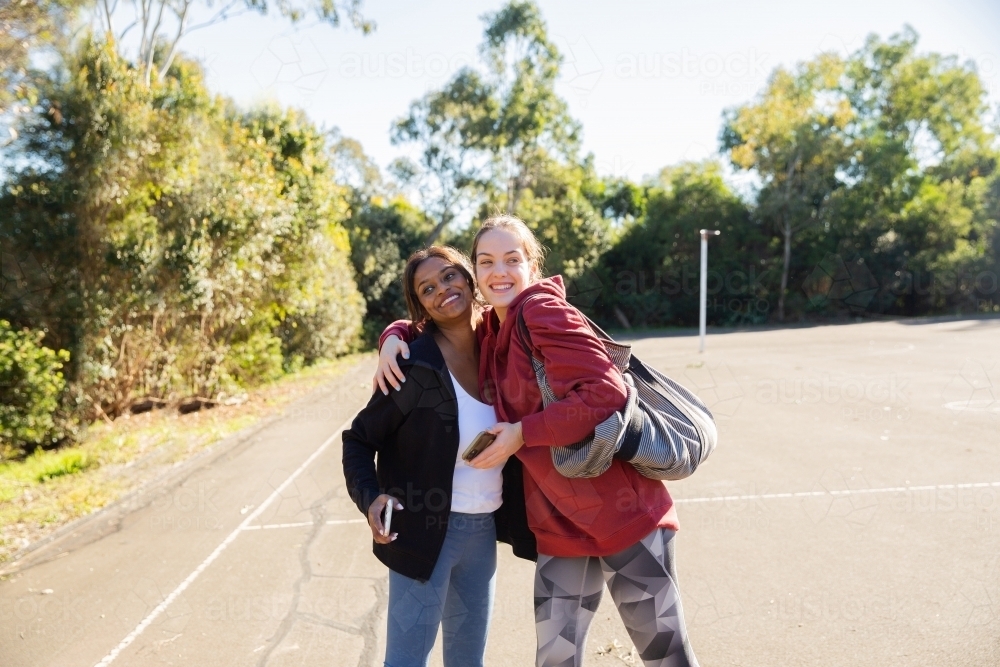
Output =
[{"x1": 449, "y1": 371, "x2": 503, "y2": 514}]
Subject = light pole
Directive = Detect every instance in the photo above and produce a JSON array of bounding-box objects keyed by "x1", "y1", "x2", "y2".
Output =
[{"x1": 699, "y1": 229, "x2": 721, "y2": 353}]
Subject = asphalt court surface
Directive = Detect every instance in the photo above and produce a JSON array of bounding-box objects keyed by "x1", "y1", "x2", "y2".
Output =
[{"x1": 1, "y1": 317, "x2": 998, "y2": 666}]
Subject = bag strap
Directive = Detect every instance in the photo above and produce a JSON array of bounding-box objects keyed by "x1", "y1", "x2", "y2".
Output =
[
  {"x1": 514, "y1": 293, "x2": 545, "y2": 363},
  {"x1": 517, "y1": 292, "x2": 645, "y2": 462},
  {"x1": 515, "y1": 292, "x2": 628, "y2": 360},
  {"x1": 579, "y1": 312, "x2": 612, "y2": 342},
  {"x1": 614, "y1": 383, "x2": 644, "y2": 461}
]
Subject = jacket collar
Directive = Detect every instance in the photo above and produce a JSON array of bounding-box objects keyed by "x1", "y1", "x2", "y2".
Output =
[{"x1": 401, "y1": 328, "x2": 448, "y2": 374}]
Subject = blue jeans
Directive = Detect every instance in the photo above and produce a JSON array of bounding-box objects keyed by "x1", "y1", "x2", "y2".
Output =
[{"x1": 384, "y1": 512, "x2": 497, "y2": 667}]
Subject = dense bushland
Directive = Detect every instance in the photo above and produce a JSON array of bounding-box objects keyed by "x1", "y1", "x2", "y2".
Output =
[{"x1": 1, "y1": 2, "x2": 997, "y2": 459}]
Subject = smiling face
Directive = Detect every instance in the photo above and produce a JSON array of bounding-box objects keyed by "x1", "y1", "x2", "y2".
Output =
[
  {"x1": 474, "y1": 228, "x2": 539, "y2": 320},
  {"x1": 412, "y1": 256, "x2": 476, "y2": 325}
]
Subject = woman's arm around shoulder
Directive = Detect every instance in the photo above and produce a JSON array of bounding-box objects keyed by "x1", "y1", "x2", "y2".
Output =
[{"x1": 374, "y1": 310, "x2": 491, "y2": 393}]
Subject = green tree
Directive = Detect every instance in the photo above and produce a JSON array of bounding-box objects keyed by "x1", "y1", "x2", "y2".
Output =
[
  {"x1": 390, "y1": 69, "x2": 493, "y2": 244},
  {"x1": 722, "y1": 28, "x2": 999, "y2": 320},
  {"x1": 329, "y1": 130, "x2": 432, "y2": 344},
  {"x1": 240, "y1": 106, "x2": 366, "y2": 363},
  {"x1": 477, "y1": 1, "x2": 580, "y2": 211},
  {"x1": 834, "y1": 28, "x2": 998, "y2": 315},
  {"x1": 595, "y1": 163, "x2": 768, "y2": 328},
  {"x1": 494, "y1": 156, "x2": 612, "y2": 280},
  {"x1": 394, "y1": 1, "x2": 605, "y2": 278},
  {"x1": 390, "y1": 1, "x2": 580, "y2": 240},
  {"x1": 0, "y1": 41, "x2": 363, "y2": 418},
  {"x1": 722, "y1": 53, "x2": 852, "y2": 321}
]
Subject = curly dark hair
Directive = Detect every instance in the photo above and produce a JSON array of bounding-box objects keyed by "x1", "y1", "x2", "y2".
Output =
[{"x1": 402, "y1": 246, "x2": 479, "y2": 324}]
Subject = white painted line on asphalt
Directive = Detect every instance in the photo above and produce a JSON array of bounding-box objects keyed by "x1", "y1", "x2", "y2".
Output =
[
  {"x1": 93, "y1": 414, "x2": 358, "y2": 667},
  {"x1": 241, "y1": 521, "x2": 315, "y2": 531},
  {"x1": 943, "y1": 399, "x2": 1000, "y2": 413},
  {"x1": 674, "y1": 481, "x2": 1000, "y2": 504},
  {"x1": 241, "y1": 518, "x2": 366, "y2": 531}
]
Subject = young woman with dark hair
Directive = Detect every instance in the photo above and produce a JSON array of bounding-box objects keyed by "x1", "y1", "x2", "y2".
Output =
[{"x1": 342, "y1": 245, "x2": 535, "y2": 667}]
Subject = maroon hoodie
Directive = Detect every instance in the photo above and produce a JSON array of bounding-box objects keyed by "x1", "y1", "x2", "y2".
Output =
[{"x1": 381, "y1": 276, "x2": 678, "y2": 557}]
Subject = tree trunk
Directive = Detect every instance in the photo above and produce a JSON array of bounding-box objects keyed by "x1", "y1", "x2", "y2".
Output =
[
  {"x1": 778, "y1": 219, "x2": 792, "y2": 322},
  {"x1": 425, "y1": 210, "x2": 453, "y2": 245},
  {"x1": 158, "y1": 1, "x2": 190, "y2": 80},
  {"x1": 506, "y1": 170, "x2": 521, "y2": 213},
  {"x1": 143, "y1": 1, "x2": 167, "y2": 86}
]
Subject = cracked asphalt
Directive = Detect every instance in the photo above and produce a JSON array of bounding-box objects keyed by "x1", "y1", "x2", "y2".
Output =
[{"x1": 1, "y1": 317, "x2": 999, "y2": 666}]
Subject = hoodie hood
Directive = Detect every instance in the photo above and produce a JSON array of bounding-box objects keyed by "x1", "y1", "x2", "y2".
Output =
[
  {"x1": 482, "y1": 275, "x2": 567, "y2": 407},
  {"x1": 486, "y1": 275, "x2": 566, "y2": 337}
]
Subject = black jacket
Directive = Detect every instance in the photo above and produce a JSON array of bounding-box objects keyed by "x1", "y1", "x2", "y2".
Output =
[{"x1": 342, "y1": 331, "x2": 537, "y2": 582}]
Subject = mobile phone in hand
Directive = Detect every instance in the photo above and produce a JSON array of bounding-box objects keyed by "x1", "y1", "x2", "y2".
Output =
[
  {"x1": 462, "y1": 430, "x2": 497, "y2": 463},
  {"x1": 381, "y1": 501, "x2": 393, "y2": 537}
]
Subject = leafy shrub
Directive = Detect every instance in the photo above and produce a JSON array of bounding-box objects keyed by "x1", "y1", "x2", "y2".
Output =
[
  {"x1": 0, "y1": 320, "x2": 71, "y2": 459},
  {"x1": 226, "y1": 331, "x2": 285, "y2": 388},
  {"x1": 0, "y1": 45, "x2": 364, "y2": 418}
]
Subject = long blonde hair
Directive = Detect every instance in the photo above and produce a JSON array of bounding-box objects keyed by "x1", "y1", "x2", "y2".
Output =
[{"x1": 470, "y1": 213, "x2": 546, "y2": 279}]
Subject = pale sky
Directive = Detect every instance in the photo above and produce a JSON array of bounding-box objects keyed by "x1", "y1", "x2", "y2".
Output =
[{"x1": 111, "y1": 0, "x2": 1000, "y2": 182}]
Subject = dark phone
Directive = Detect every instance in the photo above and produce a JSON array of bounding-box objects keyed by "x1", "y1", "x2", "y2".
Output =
[{"x1": 461, "y1": 431, "x2": 497, "y2": 462}]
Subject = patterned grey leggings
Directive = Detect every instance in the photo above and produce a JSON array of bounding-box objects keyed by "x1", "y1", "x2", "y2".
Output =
[{"x1": 534, "y1": 528, "x2": 699, "y2": 667}]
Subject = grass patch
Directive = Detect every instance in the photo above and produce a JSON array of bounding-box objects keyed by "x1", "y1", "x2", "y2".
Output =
[
  {"x1": 31, "y1": 450, "x2": 94, "y2": 483},
  {"x1": 0, "y1": 353, "x2": 372, "y2": 564}
]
